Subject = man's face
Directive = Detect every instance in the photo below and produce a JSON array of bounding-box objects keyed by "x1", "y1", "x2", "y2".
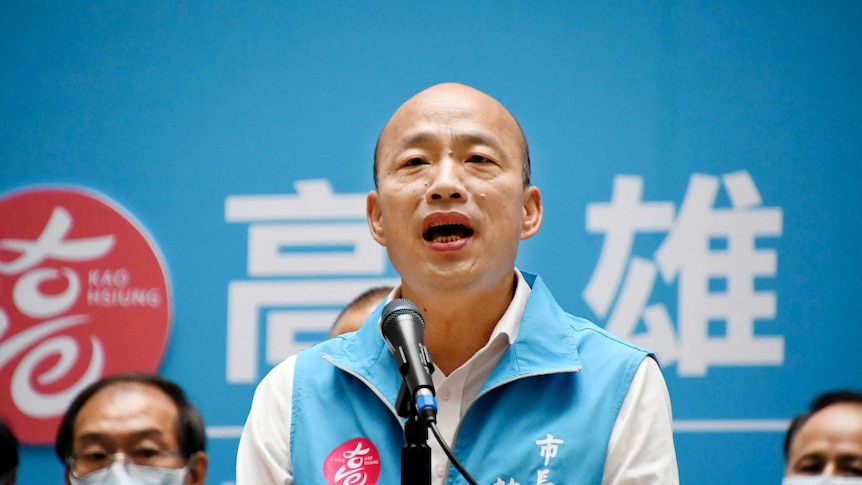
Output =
[
  {"x1": 786, "y1": 403, "x2": 862, "y2": 477},
  {"x1": 368, "y1": 83, "x2": 541, "y2": 296},
  {"x1": 68, "y1": 382, "x2": 190, "y2": 483}
]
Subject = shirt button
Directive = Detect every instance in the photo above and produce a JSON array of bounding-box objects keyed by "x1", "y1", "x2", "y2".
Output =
[
  {"x1": 441, "y1": 390, "x2": 451, "y2": 400},
  {"x1": 435, "y1": 464, "x2": 445, "y2": 477}
]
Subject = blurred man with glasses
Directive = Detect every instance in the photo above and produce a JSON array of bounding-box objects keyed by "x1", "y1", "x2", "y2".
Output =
[{"x1": 55, "y1": 373, "x2": 208, "y2": 484}]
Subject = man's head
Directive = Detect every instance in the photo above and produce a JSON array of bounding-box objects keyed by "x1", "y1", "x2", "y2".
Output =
[
  {"x1": 0, "y1": 418, "x2": 18, "y2": 485},
  {"x1": 373, "y1": 85, "x2": 532, "y2": 190},
  {"x1": 784, "y1": 390, "x2": 862, "y2": 479},
  {"x1": 329, "y1": 286, "x2": 392, "y2": 337},
  {"x1": 367, "y1": 83, "x2": 542, "y2": 297},
  {"x1": 55, "y1": 373, "x2": 208, "y2": 484}
]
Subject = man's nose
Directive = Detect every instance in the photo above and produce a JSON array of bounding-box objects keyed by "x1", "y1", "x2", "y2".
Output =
[{"x1": 427, "y1": 157, "x2": 465, "y2": 202}]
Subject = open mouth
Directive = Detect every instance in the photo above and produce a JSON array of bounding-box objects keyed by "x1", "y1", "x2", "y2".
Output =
[{"x1": 423, "y1": 222, "x2": 474, "y2": 243}]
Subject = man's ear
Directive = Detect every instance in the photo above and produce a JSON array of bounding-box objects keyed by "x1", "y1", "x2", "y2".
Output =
[
  {"x1": 520, "y1": 185, "x2": 543, "y2": 240},
  {"x1": 186, "y1": 451, "x2": 208, "y2": 485},
  {"x1": 367, "y1": 191, "x2": 386, "y2": 246}
]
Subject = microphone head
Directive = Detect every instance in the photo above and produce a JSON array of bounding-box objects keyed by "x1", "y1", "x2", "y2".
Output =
[
  {"x1": 381, "y1": 298, "x2": 425, "y2": 334},
  {"x1": 380, "y1": 298, "x2": 427, "y2": 365},
  {"x1": 380, "y1": 298, "x2": 438, "y2": 421}
]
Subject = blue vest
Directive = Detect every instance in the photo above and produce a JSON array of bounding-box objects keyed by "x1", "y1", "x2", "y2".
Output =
[{"x1": 292, "y1": 273, "x2": 648, "y2": 485}]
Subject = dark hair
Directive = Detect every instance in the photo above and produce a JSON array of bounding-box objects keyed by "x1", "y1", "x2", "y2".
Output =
[
  {"x1": 330, "y1": 286, "x2": 393, "y2": 337},
  {"x1": 0, "y1": 418, "x2": 19, "y2": 478},
  {"x1": 54, "y1": 372, "x2": 206, "y2": 464},
  {"x1": 783, "y1": 389, "x2": 862, "y2": 460}
]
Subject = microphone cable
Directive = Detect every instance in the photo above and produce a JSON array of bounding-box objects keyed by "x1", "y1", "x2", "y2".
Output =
[{"x1": 428, "y1": 421, "x2": 479, "y2": 485}]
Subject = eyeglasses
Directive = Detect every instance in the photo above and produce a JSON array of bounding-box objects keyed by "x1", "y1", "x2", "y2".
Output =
[{"x1": 66, "y1": 449, "x2": 185, "y2": 478}]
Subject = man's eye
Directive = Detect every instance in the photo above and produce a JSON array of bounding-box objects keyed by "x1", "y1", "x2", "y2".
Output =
[
  {"x1": 466, "y1": 155, "x2": 492, "y2": 163},
  {"x1": 404, "y1": 157, "x2": 427, "y2": 167},
  {"x1": 131, "y1": 447, "x2": 161, "y2": 459},
  {"x1": 798, "y1": 461, "x2": 824, "y2": 474},
  {"x1": 840, "y1": 459, "x2": 862, "y2": 476},
  {"x1": 82, "y1": 451, "x2": 110, "y2": 462}
]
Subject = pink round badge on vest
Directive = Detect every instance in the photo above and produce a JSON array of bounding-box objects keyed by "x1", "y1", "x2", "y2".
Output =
[
  {"x1": 0, "y1": 186, "x2": 171, "y2": 444},
  {"x1": 324, "y1": 437, "x2": 382, "y2": 485}
]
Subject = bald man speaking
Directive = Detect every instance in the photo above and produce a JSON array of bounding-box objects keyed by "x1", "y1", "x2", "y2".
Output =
[{"x1": 237, "y1": 83, "x2": 678, "y2": 485}]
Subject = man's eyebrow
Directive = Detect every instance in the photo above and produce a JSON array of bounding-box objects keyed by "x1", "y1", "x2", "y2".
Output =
[
  {"x1": 795, "y1": 452, "x2": 825, "y2": 462},
  {"x1": 74, "y1": 432, "x2": 109, "y2": 446},
  {"x1": 395, "y1": 131, "x2": 503, "y2": 151},
  {"x1": 396, "y1": 131, "x2": 434, "y2": 149},
  {"x1": 458, "y1": 132, "x2": 502, "y2": 150},
  {"x1": 75, "y1": 429, "x2": 167, "y2": 446},
  {"x1": 126, "y1": 429, "x2": 167, "y2": 441}
]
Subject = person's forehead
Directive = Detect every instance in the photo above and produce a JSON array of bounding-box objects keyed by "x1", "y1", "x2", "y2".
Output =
[
  {"x1": 793, "y1": 403, "x2": 862, "y2": 450},
  {"x1": 807, "y1": 403, "x2": 862, "y2": 428},
  {"x1": 381, "y1": 85, "x2": 521, "y2": 150},
  {"x1": 74, "y1": 382, "x2": 179, "y2": 439}
]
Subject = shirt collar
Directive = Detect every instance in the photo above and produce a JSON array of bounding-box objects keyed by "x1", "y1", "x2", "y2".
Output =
[
  {"x1": 490, "y1": 268, "x2": 531, "y2": 345},
  {"x1": 384, "y1": 268, "x2": 531, "y2": 347}
]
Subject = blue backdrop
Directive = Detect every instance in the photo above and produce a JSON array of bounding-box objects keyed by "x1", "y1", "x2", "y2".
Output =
[{"x1": 2, "y1": 2, "x2": 861, "y2": 484}]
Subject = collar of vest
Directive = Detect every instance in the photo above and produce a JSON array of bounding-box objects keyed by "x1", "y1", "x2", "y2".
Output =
[{"x1": 322, "y1": 272, "x2": 584, "y2": 407}]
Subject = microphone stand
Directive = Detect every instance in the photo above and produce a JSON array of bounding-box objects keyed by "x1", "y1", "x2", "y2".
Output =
[{"x1": 396, "y1": 381, "x2": 432, "y2": 485}]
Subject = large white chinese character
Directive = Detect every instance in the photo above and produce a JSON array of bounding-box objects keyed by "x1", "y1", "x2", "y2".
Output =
[
  {"x1": 224, "y1": 179, "x2": 397, "y2": 383},
  {"x1": 226, "y1": 179, "x2": 385, "y2": 276},
  {"x1": 584, "y1": 176, "x2": 674, "y2": 317},
  {"x1": 584, "y1": 171, "x2": 783, "y2": 376}
]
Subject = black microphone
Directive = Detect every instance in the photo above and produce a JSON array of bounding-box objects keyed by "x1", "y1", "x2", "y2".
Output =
[{"x1": 381, "y1": 298, "x2": 437, "y2": 423}]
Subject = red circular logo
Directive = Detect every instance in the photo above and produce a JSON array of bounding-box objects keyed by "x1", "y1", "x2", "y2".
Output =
[
  {"x1": 324, "y1": 437, "x2": 382, "y2": 485},
  {"x1": 0, "y1": 186, "x2": 171, "y2": 444}
]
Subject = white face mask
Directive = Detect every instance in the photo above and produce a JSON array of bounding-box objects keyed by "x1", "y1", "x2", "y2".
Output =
[
  {"x1": 783, "y1": 476, "x2": 862, "y2": 485},
  {"x1": 69, "y1": 461, "x2": 188, "y2": 485}
]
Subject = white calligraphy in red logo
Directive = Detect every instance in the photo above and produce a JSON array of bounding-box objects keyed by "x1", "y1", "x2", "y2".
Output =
[
  {"x1": 324, "y1": 438, "x2": 381, "y2": 485},
  {"x1": 0, "y1": 187, "x2": 171, "y2": 444}
]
